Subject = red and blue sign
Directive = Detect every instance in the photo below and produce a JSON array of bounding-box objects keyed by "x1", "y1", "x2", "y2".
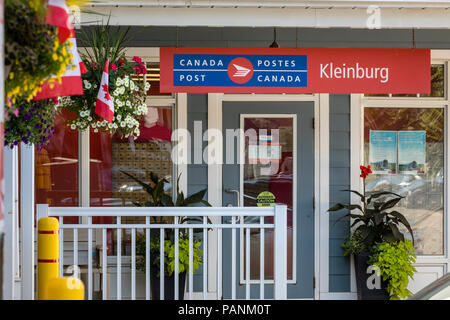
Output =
[
  {"x1": 172, "y1": 54, "x2": 307, "y2": 87},
  {"x1": 160, "y1": 48, "x2": 430, "y2": 94}
]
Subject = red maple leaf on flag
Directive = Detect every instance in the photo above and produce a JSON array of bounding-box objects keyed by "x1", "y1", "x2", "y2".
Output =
[{"x1": 102, "y1": 84, "x2": 111, "y2": 101}]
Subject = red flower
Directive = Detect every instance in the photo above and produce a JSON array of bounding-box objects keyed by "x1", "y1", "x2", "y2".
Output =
[
  {"x1": 360, "y1": 165, "x2": 372, "y2": 179},
  {"x1": 119, "y1": 58, "x2": 124, "y2": 65},
  {"x1": 90, "y1": 61, "x2": 98, "y2": 71},
  {"x1": 111, "y1": 63, "x2": 117, "y2": 71},
  {"x1": 133, "y1": 64, "x2": 147, "y2": 75},
  {"x1": 132, "y1": 56, "x2": 142, "y2": 64}
]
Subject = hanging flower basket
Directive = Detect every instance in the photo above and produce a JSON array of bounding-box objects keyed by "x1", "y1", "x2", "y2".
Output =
[
  {"x1": 4, "y1": 98, "x2": 58, "y2": 150},
  {"x1": 5, "y1": 0, "x2": 73, "y2": 104},
  {"x1": 61, "y1": 57, "x2": 150, "y2": 139},
  {"x1": 59, "y1": 21, "x2": 150, "y2": 139}
]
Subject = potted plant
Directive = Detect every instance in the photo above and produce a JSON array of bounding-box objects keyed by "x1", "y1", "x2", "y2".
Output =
[
  {"x1": 121, "y1": 170, "x2": 211, "y2": 300},
  {"x1": 328, "y1": 165, "x2": 417, "y2": 300}
]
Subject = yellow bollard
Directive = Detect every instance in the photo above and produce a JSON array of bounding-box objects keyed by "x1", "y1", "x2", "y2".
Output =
[
  {"x1": 38, "y1": 217, "x2": 60, "y2": 300},
  {"x1": 42, "y1": 277, "x2": 85, "y2": 300}
]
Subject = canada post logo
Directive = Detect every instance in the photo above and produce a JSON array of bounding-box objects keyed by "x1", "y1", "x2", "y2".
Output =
[
  {"x1": 227, "y1": 57, "x2": 254, "y2": 84},
  {"x1": 173, "y1": 54, "x2": 307, "y2": 87}
]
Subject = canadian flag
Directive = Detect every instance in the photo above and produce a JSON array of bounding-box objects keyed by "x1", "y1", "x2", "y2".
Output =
[
  {"x1": 95, "y1": 60, "x2": 114, "y2": 123},
  {"x1": 34, "y1": 30, "x2": 87, "y2": 101},
  {"x1": 46, "y1": 0, "x2": 74, "y2": 44}
]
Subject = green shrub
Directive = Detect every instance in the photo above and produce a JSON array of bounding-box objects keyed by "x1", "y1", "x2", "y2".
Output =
[
  {"x1": 341, "y1": 230, "x2": 371, "y2": 256},
  {"x1": 136, "y1": 233, "x2": 203, "y2": 277},
  {"x1": 369, "y1": 240, "x2": 417, "y2": 300}
]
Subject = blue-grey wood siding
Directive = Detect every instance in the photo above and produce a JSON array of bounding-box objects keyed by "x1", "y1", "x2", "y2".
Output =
[
  {"x1": 329, "y1": 94, "x2": 351, "y2": 292},
  {"x1": 81, "y1": 27, "x2": 450, "y2": 49},
  {"x1": 187, "y1": 93, "x2": 208, "y2": 291}
]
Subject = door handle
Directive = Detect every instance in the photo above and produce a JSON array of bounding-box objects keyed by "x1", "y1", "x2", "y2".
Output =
[
  {"x1": 225, "y1": 188, "x2": 242, "y2": 223},
  {"x1": 225, "y1": 188, "x2": 241, "y2": 207}
]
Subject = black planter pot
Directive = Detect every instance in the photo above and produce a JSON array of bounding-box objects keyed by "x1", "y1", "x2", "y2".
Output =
[
  {"x1": 150, "y1": 261, "x2": 187, "y2": 300},
  {"x1": 354, "y1": 253, "x2": 390, "y2": 300}
]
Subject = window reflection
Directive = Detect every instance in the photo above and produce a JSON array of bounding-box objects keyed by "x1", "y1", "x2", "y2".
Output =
[
  {"x1": 243, "y1": 117, "x2": 294, "y2": 280},
  {"x1": 364, "y1": 108, "x2": 444, "y2": 255},
  {"x1": 35, "y1": 109, "x2": 79, "y2": 224},
  {"x1": 90, "y1": 106, "x2": 172, "y2": 255}
]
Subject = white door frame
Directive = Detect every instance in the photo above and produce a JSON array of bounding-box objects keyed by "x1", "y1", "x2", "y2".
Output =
[
  {"x1": 238, "y1": 113, "x2": 298, "y2": 286},
  {"x1": 204, "y1": 93, "x2": 328, "y2": 300}
]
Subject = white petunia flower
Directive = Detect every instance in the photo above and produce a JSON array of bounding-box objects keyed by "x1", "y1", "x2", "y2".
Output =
[
  {"x1": 70, "y1": 124, "x2": 76, "y2": 130},
  {"x1": 83, "y1": 80, "x2": 92, "y2": 89}
]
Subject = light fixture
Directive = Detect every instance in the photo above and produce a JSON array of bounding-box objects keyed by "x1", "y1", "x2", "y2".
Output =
[{"x1": 269, "y1": 27, "x2": 279, "y2": 48}]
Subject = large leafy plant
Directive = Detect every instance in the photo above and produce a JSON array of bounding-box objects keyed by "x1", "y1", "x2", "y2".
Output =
[
  {"x1": 329, "y1": 165, "x2": 417, "y2": 299},
  {"x1": 328, "y1": 165, "x2": 414, "y2": 251},
  {"x1": 121, "y1": 170, "x2": 211, "y2": 277}
]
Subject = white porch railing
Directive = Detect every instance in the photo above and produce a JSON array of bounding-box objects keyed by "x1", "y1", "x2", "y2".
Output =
[{"x1": 36, "y1": 204, "x2": 288, "y2": 300}]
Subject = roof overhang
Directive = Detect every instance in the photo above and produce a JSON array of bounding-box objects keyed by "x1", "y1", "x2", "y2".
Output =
[{"x1": 80, "y1": 1, "x2": 450, "y2": 28}]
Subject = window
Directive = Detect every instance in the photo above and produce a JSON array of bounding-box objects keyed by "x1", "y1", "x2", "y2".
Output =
[
  {"x1": 90, "y1": 106, "x2": 173, "y2": 208},
  {"x1": 34, "y1": 109, "x2": 79, "y2": 224},
  {"x1": 363, "y1": 107, "x2": 445, "y2": 255}
]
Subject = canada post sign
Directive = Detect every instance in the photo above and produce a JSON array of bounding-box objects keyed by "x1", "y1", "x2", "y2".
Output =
[
  {"x1": 160, "y1": 48, "x2": 430, "y2": 94},
  {"x1": 173, "y1": 54, "x2": 307, "y2": 88}
]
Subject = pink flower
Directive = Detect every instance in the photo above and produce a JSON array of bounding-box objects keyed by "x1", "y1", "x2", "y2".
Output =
[
  {"x1": 132, "y1": 56, "x2": 142, "y2": 64},
  {"x1": 111, "y1": 63, "x2": 117, "y2": 71}
]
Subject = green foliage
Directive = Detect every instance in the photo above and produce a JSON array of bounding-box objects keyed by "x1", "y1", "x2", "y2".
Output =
[
  {"x1": 341, "y1": 230, "x2": 370, "y2": 256},
  {"x1": 4, "y1": 98, "x2": 57, "y2": 149},
  {"x1": 329, "y1": 189, "x2": 414, "y2": 250},
  {"x1": 136, "y1": 233, "x2": 203, "y2": 277},
  {"x1": 121, "y1": 170, "x2": 212, "y2": 209},
  {"x1": 5, "y1": 0, "x2": 72, "y2": 102},
  {"x1": 62, "y1": 17, "x2": 149, "y2": 138},
  {"x1": 369, "y1": 240, "x2": 417, "y2": 300},
  {"x1": 124, "y1": 170, "x2": 211, "y2": 277}
]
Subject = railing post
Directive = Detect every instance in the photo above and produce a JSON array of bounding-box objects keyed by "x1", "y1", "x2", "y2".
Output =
[
  {"x1": 273, "y1": 204, "x2": 287, "y2": 300},
  {"x1": 3, "y1": 146, "x2": 17, "y2": 300},
  {"x1": 20, "y1": 142, "x2": 35, "y2": 300},
  {"x1": 36, "y1": 204, "x2": 49, "y2": 221}
]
